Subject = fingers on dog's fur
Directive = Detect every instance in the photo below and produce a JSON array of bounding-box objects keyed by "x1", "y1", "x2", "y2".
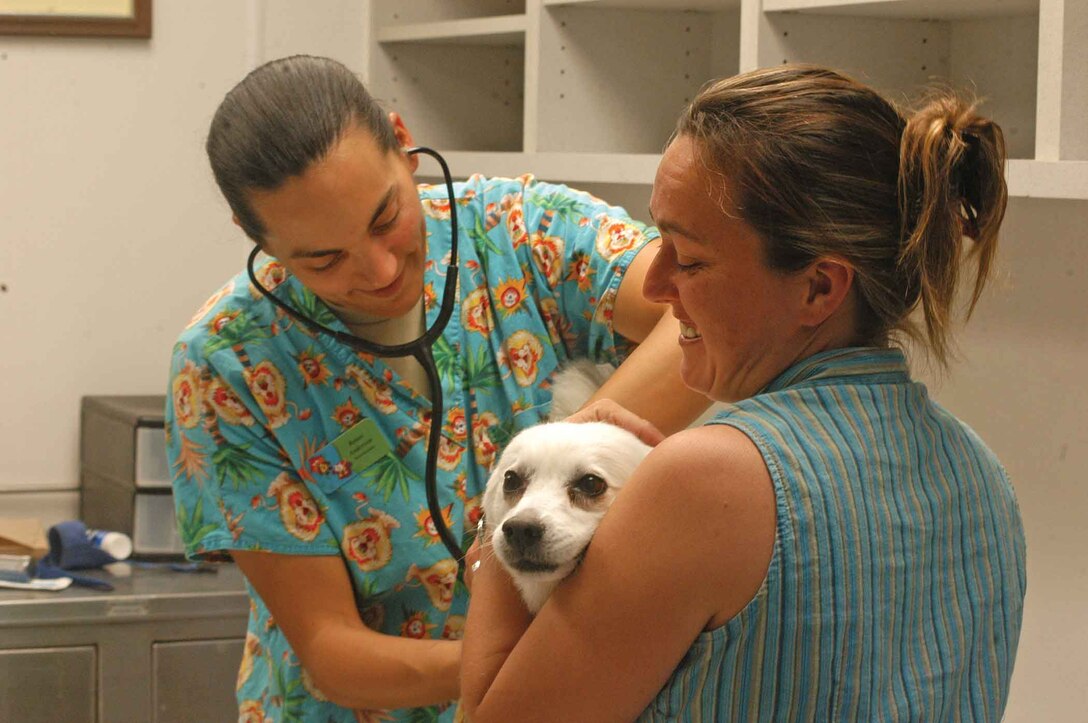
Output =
[{"x1": 566, "y1": 399, "x2": 666, "y2": 447}]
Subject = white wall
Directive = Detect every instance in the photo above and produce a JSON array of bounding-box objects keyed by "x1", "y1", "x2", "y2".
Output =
[
  {"x1": 918, "y1": 197, "x2": 1088, "y2": 723},
  {"x1": 0, "y1": 0, "x2": 369, "y2": 521}
]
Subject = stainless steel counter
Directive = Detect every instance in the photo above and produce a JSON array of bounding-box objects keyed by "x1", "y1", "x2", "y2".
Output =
[
  {"x1": 0, "y1": 563, "x2": 250, "y2": 723},
  {"x1": 0, "y1": 562, "x2": 249, "y2": 627}
]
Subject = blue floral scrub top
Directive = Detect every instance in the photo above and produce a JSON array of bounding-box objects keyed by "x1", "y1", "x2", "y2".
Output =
[{"x1": 166, "y1": 174, "x2": 658, "y2": 723}]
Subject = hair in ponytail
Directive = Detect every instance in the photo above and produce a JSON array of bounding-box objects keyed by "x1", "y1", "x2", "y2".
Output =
[
  {"x1": 675, "y1": 64, "x2": 1008, "y2": 368},
  {"x1": 899, "y1": 94, "x2": 1007, "y2": 364}
]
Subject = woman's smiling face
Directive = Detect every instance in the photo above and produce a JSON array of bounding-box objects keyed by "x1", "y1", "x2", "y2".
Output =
[
  {"x1": 643, "y1": 135, "x2": 812, "y2": 402},
  {"x1": 247, "y1": 117, "x2": 426, "y2": 321}
]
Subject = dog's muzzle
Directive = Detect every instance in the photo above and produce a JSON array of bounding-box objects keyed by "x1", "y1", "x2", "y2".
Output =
[{"x1": 499, "y1": 514, "x2": 560, "y2": 573}]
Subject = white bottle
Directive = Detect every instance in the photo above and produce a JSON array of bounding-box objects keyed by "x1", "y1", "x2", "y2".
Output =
[{"x1": 86, "y1": 529, "x2": 133, "y2": 561}]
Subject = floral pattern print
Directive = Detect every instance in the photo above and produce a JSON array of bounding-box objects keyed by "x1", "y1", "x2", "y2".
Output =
[
  {"x1": 166, "y1": 175, "x2": 656, "y2": 722},
  {"x1": 295, "y1": 348, "x2": 331, "y2": 387},
  {"x1": 171, "y1": 360, "x2": 204, "y2": 429},
  {"x1": 342, "y1": 510, "x2": 400, "y2": 572},
  {"x1": 505, "y1": 329, "x2": 545, "y2": 388},
  {"x1": 595, "y1": 215, "x2": 645, "y2": 259},
  {"x1": 185, "y1": 280, "x2": 234, "y2": 330},
  {"x1": 406, "y1": 559, "x2": 459, "y2": 612},
  {"x1": 414, "y1": 503, "x2": 454, "y2": 547},
  {"x1": 460, "y1": 286, "x2": 493, "y2": 336},
  {"x1": 245, "y1": 360, "x2": 290, "y2": 429},
  {"x1": 267, "y1": 474, "x2": 326, "y2": 542},
  {"x1": 531, "y1": 233, "x2": 565, "y2": 288},
  {"x1": 493, "y1": 277, "x2": 529, "y2": 318},
  {"x1": 239, "y1": 700, "x2": 271, "y2": 723},
  {"x1": 331, "y1": 399, "x2": 363, "y2": 430},
  {"x1": 401, "y1": 610, "x2": 437, "y2": 639},
  {"x1": 470, "y1": 411, "x2": 502, "y2": 470},
  {"x1": 207, "y1": 375, "x2": 257, "y2": 427},
  {"x1": 347, "y1": 364, "x2": 398, "y2": 415}
]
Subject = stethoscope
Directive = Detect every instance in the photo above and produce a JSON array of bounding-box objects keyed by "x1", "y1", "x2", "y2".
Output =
[{"x1": 247, "y1": 146, "x2": 465, "y2": 566}]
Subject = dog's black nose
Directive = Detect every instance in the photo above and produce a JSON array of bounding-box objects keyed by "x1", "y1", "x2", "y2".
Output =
[{"x1": 502, "y1": 518, "x2": 545, "y2": 555}]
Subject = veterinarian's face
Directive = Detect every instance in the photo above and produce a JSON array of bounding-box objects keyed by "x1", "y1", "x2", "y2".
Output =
[
  {"x1": 645, "y1": 135, "x2": 811, "y2": 402},
  {"x1": 247, "y1": 116, "x2": 427, "y2": 321}
]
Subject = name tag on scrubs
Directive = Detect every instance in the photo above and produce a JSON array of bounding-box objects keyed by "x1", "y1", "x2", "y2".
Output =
[{"x1": 332, "y1": 418, "x2": 391, "y2": 472}]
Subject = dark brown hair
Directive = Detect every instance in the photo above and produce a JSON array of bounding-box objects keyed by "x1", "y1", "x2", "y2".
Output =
[
  {"x1": 675, "y1": 64, "x2": 1007, "y2": 366},
  {"x1": 206, "y1": 55, "x2": 398, "y2": 243}
]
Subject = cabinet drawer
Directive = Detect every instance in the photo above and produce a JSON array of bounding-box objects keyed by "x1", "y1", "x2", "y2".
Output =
[
  {"x1": 152, "y1": 638, "x2": 244, "y2": 723},
  {"x1": 0, "y1": 646, "x2": 96, "y2": 723}
]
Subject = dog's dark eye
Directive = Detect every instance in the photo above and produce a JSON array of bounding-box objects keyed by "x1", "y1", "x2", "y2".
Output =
[
  {"x1": 572, "y1": 473, "x2": 608, "y2": 498},
  {"x1": 503, "y1": 470, "x2": 524, "y2": 494}
]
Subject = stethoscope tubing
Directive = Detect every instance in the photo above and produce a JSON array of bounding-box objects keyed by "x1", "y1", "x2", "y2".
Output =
[{"x1": 246, "y1": 146, "x2": 465, "y2": 566}]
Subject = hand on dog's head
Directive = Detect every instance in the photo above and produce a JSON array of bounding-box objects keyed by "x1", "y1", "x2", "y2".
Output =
[{"x1": 481, "y1": 421, "x2": 651, "y2": 613}]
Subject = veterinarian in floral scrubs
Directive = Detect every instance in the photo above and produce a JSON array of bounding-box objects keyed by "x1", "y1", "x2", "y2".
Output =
[{"x1": 167, "y1": 55, "x2": 704, "y2": 723}]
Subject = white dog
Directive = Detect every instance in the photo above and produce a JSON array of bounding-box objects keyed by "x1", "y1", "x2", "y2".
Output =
[{"x1": 481, "y1": 420, "x2": 651, "y2": 613}]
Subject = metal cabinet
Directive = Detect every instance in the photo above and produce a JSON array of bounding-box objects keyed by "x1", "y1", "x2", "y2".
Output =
[
  {"x1": 0, "y1": 646, "x2": 97, "y2": 723},
  {"x1": 0, "y1": 565, "x2": 248, "y2": 722},
  {"x1": 152, "y1": 639, "x2": 245, "y2": 723}
]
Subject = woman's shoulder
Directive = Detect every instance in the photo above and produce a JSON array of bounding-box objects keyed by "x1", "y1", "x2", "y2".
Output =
[
  {"x1": 653, "y1": 423, "x2": 765, "y2": 469},
  {"x1": 629, "y1": 425, "x2": 773, "y2": 521},
  {"x1": 599, "y1": 423, "x2": 776, "y2": 624}
]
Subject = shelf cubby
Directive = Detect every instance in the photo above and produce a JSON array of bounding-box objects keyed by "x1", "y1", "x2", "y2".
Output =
[
  {"x1": 1035, "y1": 0, "x2": 1087, "y2": 162},
  {"x1": 533, "y1": 1, "x2": 741, "y2": 153},
  {"x1": 366, "y1": 0, "x2": 1088, "y2": 198},
  {"x1": 372, "y1": 0, "x2": 526, "y2": 26},
  {"x1": 756, "y1": 0, "x2": 1040, "y2": 159},
  {"x1": 368, "y1": 0, "x2": 526, "y2": 152}
]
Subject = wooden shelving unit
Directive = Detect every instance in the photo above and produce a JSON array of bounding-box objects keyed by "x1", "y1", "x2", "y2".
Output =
[
  {"x1": 375, "y1": 14, "x2": 527, "y2": 45},
  {"x1": 762, "y1": 0, "x2": 1037, "y2": 18},
  {"x1": 440, "y1": 150, "x2": 660, "y2": 184},
  {"x1": 366, "y1": 0, "x2": 1088, "y2": 199}
]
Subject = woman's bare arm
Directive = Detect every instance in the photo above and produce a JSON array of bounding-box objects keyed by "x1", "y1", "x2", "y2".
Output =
[
  {"x1": 231, "y1": 550, "x2": 460, "y2": 711},
  {"x1": 462, "y1": 424, "x2": 776, "y2": 721}
]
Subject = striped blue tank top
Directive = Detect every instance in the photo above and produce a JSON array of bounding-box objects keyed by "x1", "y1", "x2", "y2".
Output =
[{"x1": 640, "y1": 347, "x2": 1027, "y2": 722}]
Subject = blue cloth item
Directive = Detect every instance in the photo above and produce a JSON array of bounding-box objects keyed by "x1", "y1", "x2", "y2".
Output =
[
  {"x1": 167, "y1": 175, "x2": 657, "y2": 723},
  {"x1": 34, "y1": 556, "x2": 114, "y2": 592},
  {"x1": 640, "y1": 347, "x2": 1027, "y2": 722},
  {"x1": 48, "y1": 520, "x2": 117, "y2": 569},
  {"x1": 36, "y1": 520, "x2": 117, "y2": 591}
]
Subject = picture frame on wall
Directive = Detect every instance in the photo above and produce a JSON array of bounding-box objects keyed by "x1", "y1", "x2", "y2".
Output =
[{"x1": 0, "y1": 0, "x2": 151, "y2": 38}]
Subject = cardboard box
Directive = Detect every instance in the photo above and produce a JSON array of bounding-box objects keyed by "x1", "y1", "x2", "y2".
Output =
[{"x1": 0, "y1": 518, "x2": 49, "y2": 558}]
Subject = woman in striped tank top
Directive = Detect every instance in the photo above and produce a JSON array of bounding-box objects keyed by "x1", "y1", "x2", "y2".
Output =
[{"x1": 462, "y1": 65, "x2": 1026, "y2": 722}]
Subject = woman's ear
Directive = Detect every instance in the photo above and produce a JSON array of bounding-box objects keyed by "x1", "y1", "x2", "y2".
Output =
[
  {"x1": 799, "y1": 258, "x2": 854, "y2": 328},
  {"x1": 388, "y1": 112, "x2": 419, "y2": 173}
]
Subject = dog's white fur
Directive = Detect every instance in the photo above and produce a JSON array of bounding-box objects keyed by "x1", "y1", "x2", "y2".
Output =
[
  {"x1": 482, "y1": 420, "x2": 651, "y2": 613},
  {"x1": 544, "y1": 358, "x2": 615, "y2": 421}
]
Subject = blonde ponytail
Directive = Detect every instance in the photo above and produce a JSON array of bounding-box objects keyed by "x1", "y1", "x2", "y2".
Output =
[{"x1": 898, "y1": 94, "x2": 1007, "y2": 366}]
